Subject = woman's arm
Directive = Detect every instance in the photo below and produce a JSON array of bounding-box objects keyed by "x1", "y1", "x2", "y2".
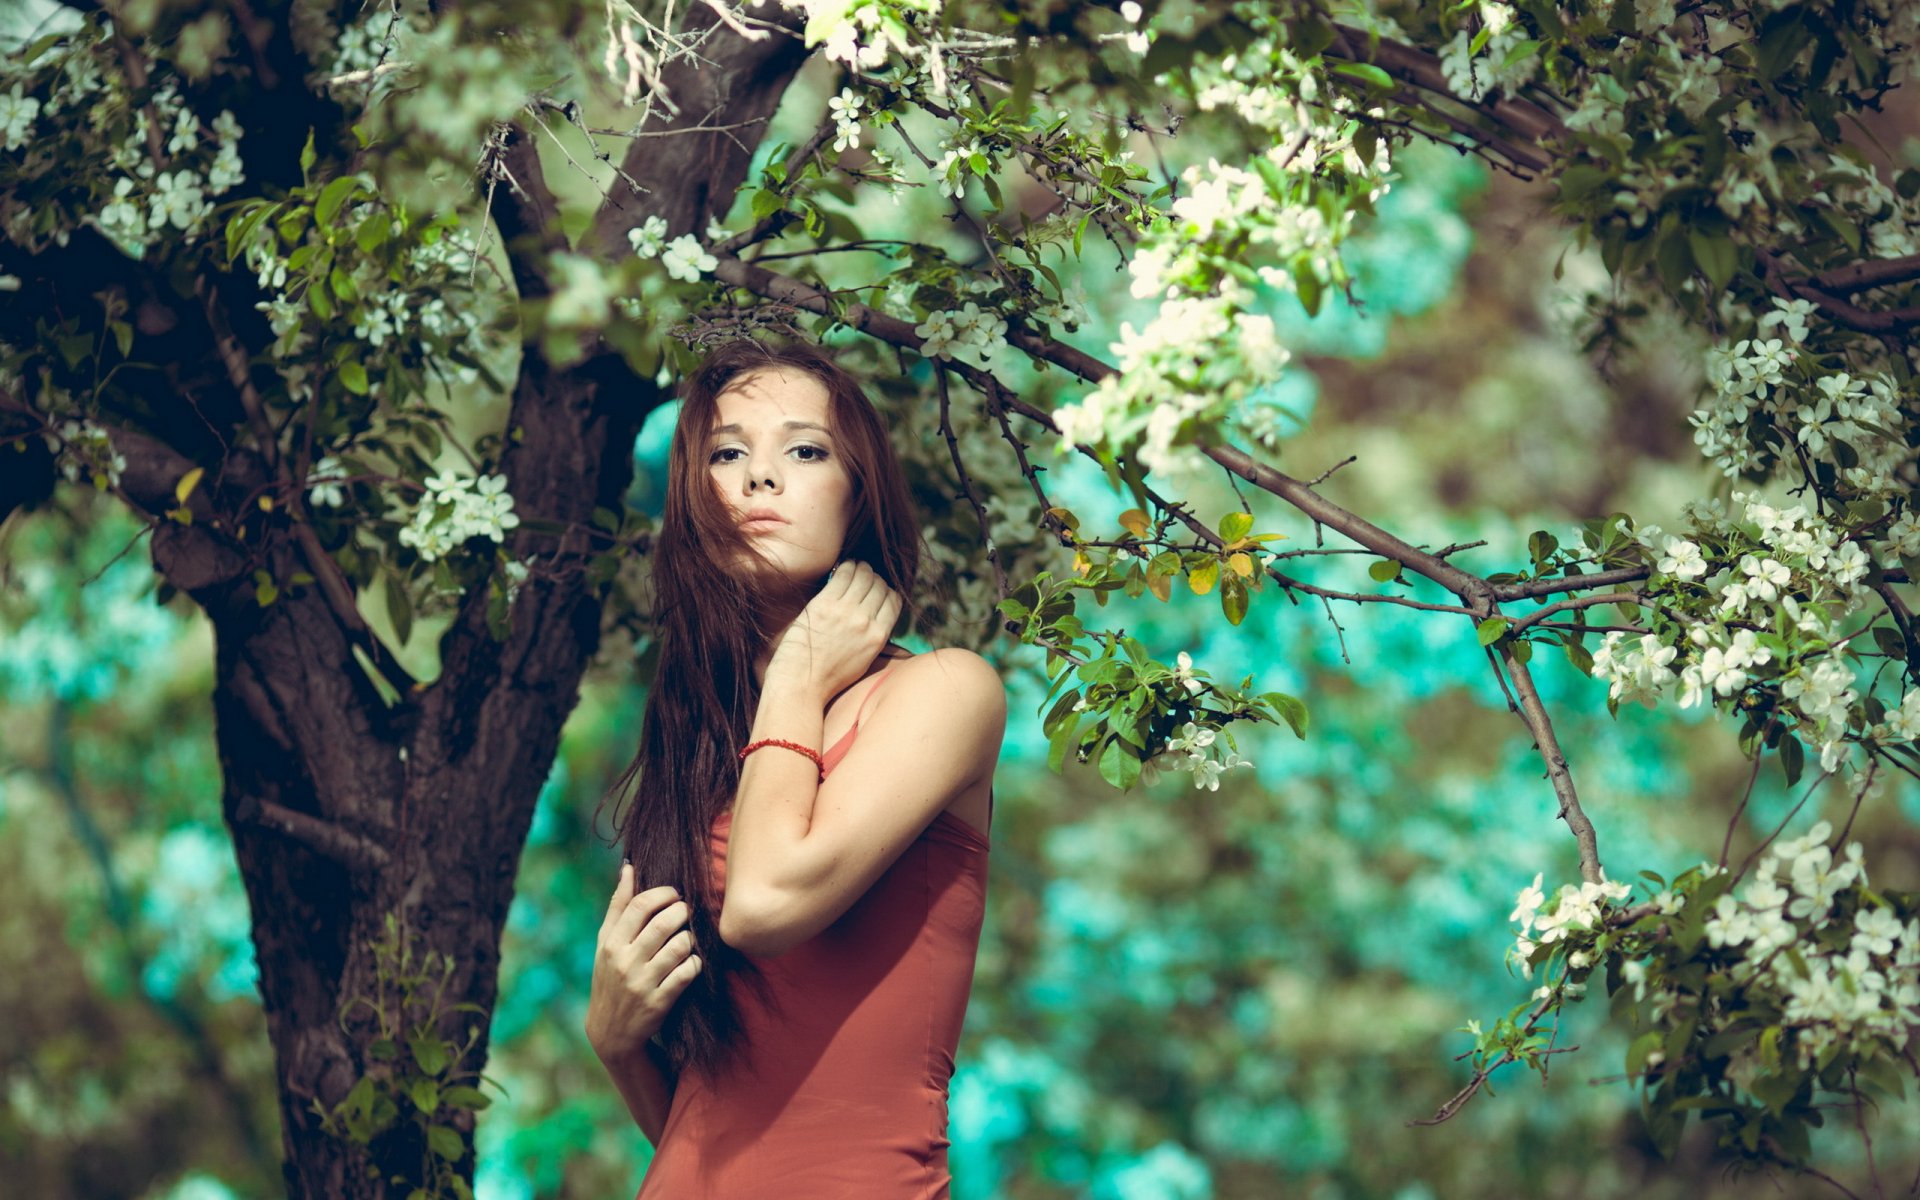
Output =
[
  {"x1": 723, "y1": 649, "x2": 1006, "y2": 956},
  {"x1": 598, "y1": 1037, "x2": 677, "y2": 1147},
  {"x1": 587, "y1": 866, "x2": 698, "y2": 1147}
]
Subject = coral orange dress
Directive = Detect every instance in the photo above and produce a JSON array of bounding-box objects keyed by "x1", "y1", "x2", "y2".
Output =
[{"x1": 633, "y1": 660, "x2": 993, "y2": 1199}]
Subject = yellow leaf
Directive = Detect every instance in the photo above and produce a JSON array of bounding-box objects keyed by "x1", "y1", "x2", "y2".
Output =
[
  {"x1": 1118, "y1": 508, "x2": 1151, "y2": 537},
  {"x1": 1146, "y1": 569, "x2": 1171, "y2": 602},
  {"x1": 1228, "y1": 552, "x2": 1254, "y2": 578},
  {"x1": 1187, "y1": 559, "x2": 1219, "y2": 595},
  {"x1": 175, "y1": 467, "x2": 205, "y2": 504},
  {"x1": 258, "y1": 495, "x2": 275, "y2": 511},
  {"x1": 1073, "y1": 550, "x2": 1092, "y2": 575}
]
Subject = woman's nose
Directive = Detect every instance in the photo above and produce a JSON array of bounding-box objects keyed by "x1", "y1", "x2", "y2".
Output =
[{"x1": 742, "y1": 453, "x2": 779, "y2": 492}]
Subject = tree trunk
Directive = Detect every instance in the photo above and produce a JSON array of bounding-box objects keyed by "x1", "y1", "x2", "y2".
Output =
[{"x1": 153, "y1": 10, "x2": 811, "y2": 1191}]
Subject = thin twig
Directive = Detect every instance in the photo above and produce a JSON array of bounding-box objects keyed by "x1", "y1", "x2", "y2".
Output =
[{"x1": 935, "y1": 365, "x2": 1010, "y2": 601}]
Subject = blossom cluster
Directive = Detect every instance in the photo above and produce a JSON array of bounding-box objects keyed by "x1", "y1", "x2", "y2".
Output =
[
  {"x1": 232, "y1": 196, "x2": 490, "y2": 387},
  {"x1": 913, "y1": 302, "x2": 1006, "y2": 370},
  {"x1": 38, "y1": 416, "x2": 126, "y2": 491},
  {"x1": 1052, "y1": 282, "x2": 1289, "y2": 487},
  {"x1": 627, "y1": 216, "x2": 718, "y2": 283},
  {"x1": 1047, "y1": 16, "x2": 1393, "y2": 484},
  {"x1": 1510, "y1": 824, "x2": 1919, "y2": 1084},
  {"x1": 396, "y1": 470, "x2": 521, "y2": 562},
  {"x1": 0, "y1": 21, "x2": 246, "y2": 258},
  {"x1": 1138, "y1": 718, "x2": 1256, "y2": 791},
  {"x1": 1436, "y1": 4, "x2": 1539, "y2": 103},
  {"x1": 763, "y1": 0, "x2": 937, "y2": 74},
  {"x1": 1687, "y1": 296, "x2": 1907, "y2": 492},
  {"x1": 1507, "y1": 870, "x2": 1633, "y2": 984},
  {"x1": 1575, "y1": 485, "x2": 1918, "y2": 772}
]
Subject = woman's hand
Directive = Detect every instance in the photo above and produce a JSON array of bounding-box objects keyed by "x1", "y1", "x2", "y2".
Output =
[
  {"x1": 764, "y1": 559, "x2": 903, "y2": 705},
  {"x1": 585, "y1": 864, "x2": 702, "y2": 1065}
]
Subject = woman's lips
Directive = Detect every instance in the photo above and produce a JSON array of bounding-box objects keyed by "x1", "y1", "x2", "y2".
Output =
[{"x1": 741, "y1": 518, "x2": 787, "y2": 534}]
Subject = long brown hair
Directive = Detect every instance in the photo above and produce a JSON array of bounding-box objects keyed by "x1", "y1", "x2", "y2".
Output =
[{"x1": 599, "y1": 338, "x2": 929, "y2": 1081}]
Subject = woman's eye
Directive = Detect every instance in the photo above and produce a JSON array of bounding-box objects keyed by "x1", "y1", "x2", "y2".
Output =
[{"x1": 708, "y1": 445, "x2": 829, "y2": 464}]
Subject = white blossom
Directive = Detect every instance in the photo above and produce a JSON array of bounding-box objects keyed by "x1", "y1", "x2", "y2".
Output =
[
  {"x1": 660, "y1": 234, "x2": 717, "y2": 282},
  {"x1": 1656, "y1": 536, "x2": 1708, "y2": 580},
  {"x1": 627, "y1": 215, "x2": 668, "y2": 259},
  {"x1": 307, "y1": 456, "x2": 348, "y2": 508},
  {"x1": 0, "y1": 83, "x2": 41, "y2": 150},
  {"x1": 1170, "y1": 650, "x2": 1205, "y2": 696},
  {"x1": 147, "y1": 170, "x2": 211, "y2": 232}
]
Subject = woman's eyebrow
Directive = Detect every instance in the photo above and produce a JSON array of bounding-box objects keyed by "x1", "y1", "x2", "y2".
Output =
[{"x1": 708, "y1": 420, "x2": 833, "y2": 437}]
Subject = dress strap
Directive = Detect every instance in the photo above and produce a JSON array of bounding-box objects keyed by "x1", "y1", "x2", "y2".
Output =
[
  {"x1": 819, "y1": 658, "x2": 905, "y2": 779},
  {"x1": 850, "y1": 659, "x2": 901, "y2": 731}
]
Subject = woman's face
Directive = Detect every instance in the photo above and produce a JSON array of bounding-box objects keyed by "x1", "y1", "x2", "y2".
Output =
[{"x1": 706, "y1": 366, "x2": 855, "y2": 583}]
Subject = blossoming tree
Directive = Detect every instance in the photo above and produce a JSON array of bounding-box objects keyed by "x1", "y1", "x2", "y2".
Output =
[{"x1": 3, "y1": 0, "x2": 1918, "y2": 1193}]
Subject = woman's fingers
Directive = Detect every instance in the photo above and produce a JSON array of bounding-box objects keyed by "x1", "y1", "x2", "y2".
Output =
[
  {"x1": 607, "y1": 882, "x2": 684, "y2": 948},
  {"x1": 603, "y1": 862, "x2": 634, "y2": 924},
  {"x1": 637, "y1": 900, "x2": 694, "y2": 958}
]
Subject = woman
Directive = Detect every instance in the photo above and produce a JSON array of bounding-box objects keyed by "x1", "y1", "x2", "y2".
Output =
[{"x1": 585, "y1": 338, "x2": 1008, "y2": 1197}]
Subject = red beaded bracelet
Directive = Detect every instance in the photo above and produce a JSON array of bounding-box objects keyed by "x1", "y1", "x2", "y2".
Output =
[{"x1": 738, "y1": 738, "x2": 825, "y2": 781}]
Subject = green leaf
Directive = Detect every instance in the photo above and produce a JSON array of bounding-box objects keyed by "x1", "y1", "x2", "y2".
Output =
[
  {"x1": 299, "y1": 129, "x2": 316, "y2": 180},
  {"x1": 1330, "y1": 62, "x2": 1393, "y2": 91},
  {"x1": 1654, "y1": 230, "x2": 1693, "y2": 293},
  {"x1": 1501, "y1": 38, "x2": 1541, "y2": 68},
  {"x1": 427, "y1": 1124, "x2": 464, "y2": 1162},
  {"x1": 1557, "y1": 164, "x2": 1608, "y2": 206},
  {"x1": 1476, "y1": 616, "x2": 1511, "y2": 646},
  {"x1": 1563, "y1": 639, "x2": 1594, "y2": 675},
  {"x1": 1218, "y1": 510, "x2": 1254, "y2": 543},
  {"x1": 1528, "y1": 530, "x2": 1559, "y2": 565},
  {"x1": 315, "y1": 175, "x2": 362, "y2": 227},
  {"x1": 1221, "y1": 572, "x2": 1249, "y2": 626},
  {"x1": 1262, "y1": 691, "x2": 1309, "y2": 739},
  {"x1": 409, "y1": 1079, "x2": 440, "y2": 1114},
  {"x1": 1047, "y1": 713, "x2": 1082, "y2": 774},
  {"x1": 1688, "y1": 231, "x2": 1737, "y2": 291},
  {"x1": 1626, "y1": 1029, "x2": 1664, "y2": 1079},
  {"x1": 354, "y1": 213, "x2": 390, "y2": 254},
  {"x1": 441, "y1": 1085, "x2": 493, "y2": 1112},
  {"x1": 409, "y1": 1033, "x2": 451, "y2": 1077},
  {"x1": 1097, "y1": 737, "x2": 1142, "y2": 790},
  {"x1": 1778, "y1": 731, "x2": 1804, "y2": 787},
  {"x1": 339, "y1": 361, "x2": 370, "y2": 395},
  {"x1": 1368, "y1": 559, "x2": 1401, "y2": 583}
]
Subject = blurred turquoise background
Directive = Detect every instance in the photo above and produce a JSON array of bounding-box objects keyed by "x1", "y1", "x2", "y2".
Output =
[{"x1": 6, "y1": 77, "x2": 1918, "y2": 1200}]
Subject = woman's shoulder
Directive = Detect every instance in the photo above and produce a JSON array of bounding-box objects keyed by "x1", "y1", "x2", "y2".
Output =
[{"x1": 885, "y1": 645, "x2": 1006, "y2": 698}]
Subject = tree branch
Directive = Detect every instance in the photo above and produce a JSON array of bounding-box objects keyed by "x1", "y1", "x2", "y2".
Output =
[
  {"x1": 230, "y1": 794, "x2": 392, "y2": 874},
  {"x1": 1811, "y1": 253, "x2": 1920, "y2": 295},
  {"x1": 712, "y1": 251, "x2": 1605, "y2": 877},
  {"x1": 1499, "y1": 644, "x2": 1604, "y2": 882},
  {"x1": 1326, "y1": 23, "x2": 1568, "y2": 147},
  {"x1": 482, "y1": 120, "x2": 569, "y2": 302}
]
